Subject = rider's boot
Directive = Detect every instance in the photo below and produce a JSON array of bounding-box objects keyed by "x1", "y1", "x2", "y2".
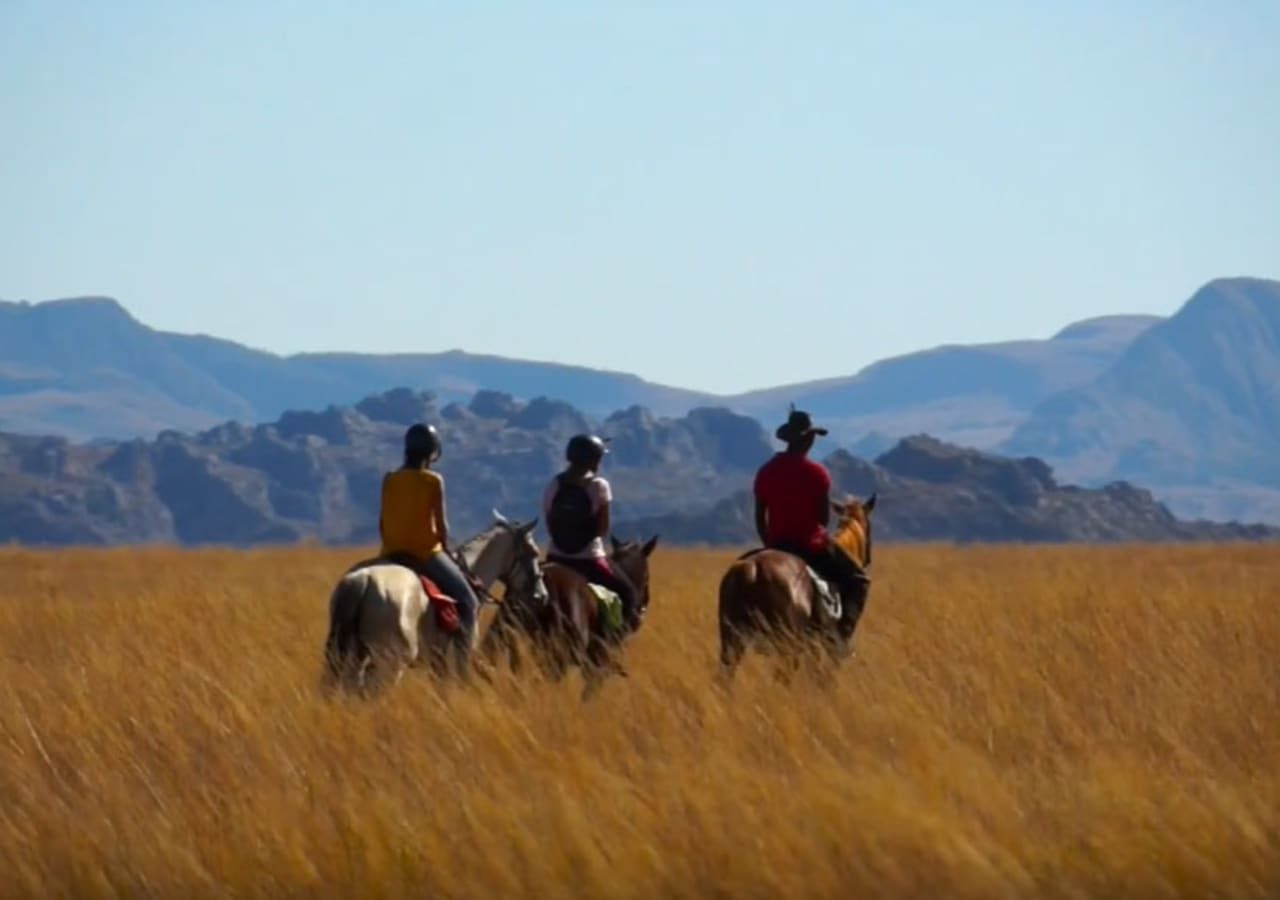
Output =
[{"x1": 835, "y1": 578, "x2": 869, "y2": 652}]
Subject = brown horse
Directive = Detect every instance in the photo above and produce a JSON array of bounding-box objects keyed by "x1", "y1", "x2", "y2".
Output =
[
  {"x1": 717, "y1": 494, "x2": 875, "y2": 681},
  {"x1": 483, "y1": 535, "x2": 658, "y2": 699}
]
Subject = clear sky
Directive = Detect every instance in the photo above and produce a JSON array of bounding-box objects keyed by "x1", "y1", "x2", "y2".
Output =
[{"x1": 2, "y1": 1, "x2": 1277, "y2": 394}]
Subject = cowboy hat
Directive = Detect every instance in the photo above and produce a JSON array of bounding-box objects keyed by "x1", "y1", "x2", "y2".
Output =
[{"x1": 775, "y1": 407, "x2": 828, "y2": 443}]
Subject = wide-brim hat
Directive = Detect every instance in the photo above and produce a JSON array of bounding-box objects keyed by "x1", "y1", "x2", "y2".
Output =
[{"x1": 775, "y1": 407, "x2": 828, "y2": 443}]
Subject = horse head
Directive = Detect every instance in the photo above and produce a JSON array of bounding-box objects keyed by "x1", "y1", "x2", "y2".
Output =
[
  {"x1": 832, "y1": 492, "x2": 876, "y2": 569},
  {"x1": 609, "y1": 534, "x2": 659, "y2": 630},
  {"x1": 490, "y1": 509, "x2": 549, "y2": 609},
  {"x1": 454, "y1": 513, "x2": 547, "y2": 609}
]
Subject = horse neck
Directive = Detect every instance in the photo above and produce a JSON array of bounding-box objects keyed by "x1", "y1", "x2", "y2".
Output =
[
  {"x1": 455, "y1": 528, "x2": 507, "y2": 589},
  {"x1": 612, "y1": 548, "x2": 646, "y2": 591},
  {"x1": 834, "y1": 518, "x2": 869, "y2": 568}
]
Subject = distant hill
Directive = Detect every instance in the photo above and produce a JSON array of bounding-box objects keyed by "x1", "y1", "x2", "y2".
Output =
[
  {"x1": 2, "y1": 389, "x2": 1272, "y2": 548},
  {"x1": 0, "y1": 294, "x2": 1156, "y2": 447},
  {"x1": 8, "y1": 279, "x2": 1280, "y2": 524},
  {"x1": 731, "y1": 314, "x2": 1161, "y2": 449},
  {"x1": 1002, "y1": 278, "x2": 1280, "y2": 522},
  {"x1": 0, "y1": 297, "x2": 715, "y2": 440}
]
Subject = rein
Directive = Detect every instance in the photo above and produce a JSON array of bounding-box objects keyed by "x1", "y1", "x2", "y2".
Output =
[
  {"x1": 449, "y1": 529, "x2": 506, "y2": 606},
  {"x1": 449, "y1": 528, "x2": 543, "y2": 608},
  {"x1": 449, "y1": 548, "x2": 503, "y2": 606}
]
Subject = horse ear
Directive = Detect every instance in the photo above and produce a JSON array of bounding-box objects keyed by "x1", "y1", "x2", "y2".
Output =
[
  {"x1": 610, "y1": 535, "x2": 623, "y2": 553},
  {"x1": 641, "y1": 535, "x2": 659, "y2": 557},
  {"x1": 831, "y1": 499, "x2": 848, "y2": 517},
  {"x1": 520, "y1": 518, "x2": 538, "y2": 536},
  {"x1": 864, "y1": 492, "x2": 878, "y2": 513},
  {"x1": 492, "y1": 509, "x2": 512, "y2": 528}
]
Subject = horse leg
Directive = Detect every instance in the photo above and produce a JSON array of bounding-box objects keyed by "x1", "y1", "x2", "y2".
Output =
[
  {"x1": 481, "y1": 615, "x2": 510, "y2": 669},
  {"x1": 581, "y1": 666, "x2": 604, "y2": 702},
  {"x1": 531, "y1": 618, "x2": 567, "y2": 682},
  {"x1": 836, "y1": 578, "x2": 871, "y2": 652},
  {"x1": 451, "y1": 631, "x2": 475, "y2": 683},
  {"x1": 359, "y1": 646, "x2": 401, "y2": 697},
  {"x1": 543, "y1": 597, "x2": 586, "y2": 684},
  {"x1": 506, "y1": 628, "x2": 524, "y2": 675},
  {"x1": 494, "y1": 619, "x2": 524, "y2": 676},
  {"x1": 581, "y1": 632, "x2": 618, "y2": 702},
  {"x1": 540, "y1": 646, "x2": 564, "y2": 682},
  {"x1": 774, "y1": 645, "x2": 803, "y2": 686},
  {"x1": 322, "y1": 642, "x2": 362, "y2": 695},
  {"x1": 424, "y1": 635, "x2": 448, "y2": 679},
  {"x1": 769, "y1": 621, "x2": 806, "y2": 686}
]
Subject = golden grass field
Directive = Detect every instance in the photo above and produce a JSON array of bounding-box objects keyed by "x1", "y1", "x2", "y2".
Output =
[{"x1": 1, "y1": 542, "x2": 1278, "y2": 898}]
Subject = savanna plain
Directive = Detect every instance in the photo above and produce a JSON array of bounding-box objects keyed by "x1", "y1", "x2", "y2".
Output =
[{"x1": 1, "y1": 542, "x2": 1278, "y2": 899}]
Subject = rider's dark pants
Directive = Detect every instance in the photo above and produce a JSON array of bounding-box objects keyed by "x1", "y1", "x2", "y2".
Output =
[
  {"x1": 388, "y1": 550, "x2": 479, "y2": 641},
  {"x1": 770, "y1": 539, "x2": 869, "y2": 636},
  {"x1": 548, "y1": 554, "x2": 639, "y2": 629}
]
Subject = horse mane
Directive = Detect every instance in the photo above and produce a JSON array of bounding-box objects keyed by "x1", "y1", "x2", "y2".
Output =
[
  {"x1": 832, "y1": 498, "x2": 872, "y2": 569},
  {"x1": 453, "y1": 523, "x2": 504, "y2": 560}
]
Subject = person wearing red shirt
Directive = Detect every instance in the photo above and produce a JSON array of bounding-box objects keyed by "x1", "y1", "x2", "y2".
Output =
[{"x1": 753, "y1": 407, "x2": 865, "y2": 640}]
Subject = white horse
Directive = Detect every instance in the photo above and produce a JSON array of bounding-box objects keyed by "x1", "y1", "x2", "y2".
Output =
[{"x1": 323, "y1": 511, "x2": 547, "y2": 694}]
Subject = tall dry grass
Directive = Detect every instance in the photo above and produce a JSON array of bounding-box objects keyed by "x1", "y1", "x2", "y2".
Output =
[{"x1": 1, "y1": 542, "x2": 1278, "y2": 898}]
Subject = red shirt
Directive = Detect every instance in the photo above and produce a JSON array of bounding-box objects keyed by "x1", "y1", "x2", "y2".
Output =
[{"x1": 753, "y1": 452, "x2": 832, "y2": 554}]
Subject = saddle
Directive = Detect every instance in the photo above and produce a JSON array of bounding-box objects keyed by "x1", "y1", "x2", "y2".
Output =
[
  {"x1": 586, "y1": 583, "x2": 625, "y2": 635},
  {"x1": 543, "y1": 560, "x2": 626, "y2": 637},
  {"x1": 375, "y1": 553, "x2": 463, "y2": 634},
  {"x1": 737, "y1": 547, "x2": 842, "y2": 627},
  {"x1": 417, "y1": 576, "x2": 462, "y2": 634}
]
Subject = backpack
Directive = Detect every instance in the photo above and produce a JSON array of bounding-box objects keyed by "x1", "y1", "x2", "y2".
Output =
[{"x1": 547, "y1": 474, "x2": 598, "y2": 554}]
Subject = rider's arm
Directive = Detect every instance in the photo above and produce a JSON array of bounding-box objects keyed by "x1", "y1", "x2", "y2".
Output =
[
  {"x1": 594, "y1": 477, "x2": 612, "y2": 541},
  {"x1": 816, "y1": 465, "x2": 833, "y2": 528},
  {"x1": 596, "y1": 501, "x2": 611, "y2": 542},
  {"x1": 753, "y1": 468, "x2": 769, "y2": 544},
  {"x1": 434, "y1": 476, "x2": 451, "y2": 552}
]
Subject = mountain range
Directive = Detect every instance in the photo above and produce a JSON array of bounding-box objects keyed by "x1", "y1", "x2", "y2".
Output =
[
  {"x1": 3, "y1": 388, "x2": 1272, "y2": 548},
  {"x1": 3, "y1": 276, "x2": 1279, "y2": 523}
]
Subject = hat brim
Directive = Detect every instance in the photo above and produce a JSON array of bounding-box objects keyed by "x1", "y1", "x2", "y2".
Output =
[{"x1": 776, "y1": 425, "x2": 828, "y2": 441}]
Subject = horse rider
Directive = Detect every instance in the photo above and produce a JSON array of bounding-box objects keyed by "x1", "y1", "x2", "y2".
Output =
[
  {"x1": 753, "y1": 407, "x2": 865, "y2": 642},
  {"x1": 378, "y1": 423, "x2": 481, "y2": 655},
  {"x1": 542, "y1": 433, "x2": 640, "y2": 636}
]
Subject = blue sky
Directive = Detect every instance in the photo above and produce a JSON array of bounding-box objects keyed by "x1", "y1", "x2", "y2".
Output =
[{"x1": 2, "y1": 1, "x2": 1277, "y2": 394}]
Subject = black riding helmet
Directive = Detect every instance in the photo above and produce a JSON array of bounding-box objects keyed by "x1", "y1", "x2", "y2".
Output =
[
  {"x1": 404, "y1": 423, "x2": 442, "y2": 464},
  {"x1": 565, "y1": 433, "x2": 608, "y2": 468}
]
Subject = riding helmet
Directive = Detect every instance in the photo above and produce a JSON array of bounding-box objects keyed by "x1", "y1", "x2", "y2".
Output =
[
  {"x1": 565, "y1": 433, "x2": 608, "y2": 467},
  {"x1": 404, "y1": 423, "x2": 442, "y2": 461}
]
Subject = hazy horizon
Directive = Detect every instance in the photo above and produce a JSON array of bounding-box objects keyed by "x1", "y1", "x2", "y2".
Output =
[{"x1": 3, "y1": 2, "x2": 1277, "y2": 393}]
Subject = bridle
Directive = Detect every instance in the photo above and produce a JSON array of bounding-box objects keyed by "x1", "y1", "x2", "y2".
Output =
[{"x1": 450, "y1": 532, "x2": 547, "y2": 608}]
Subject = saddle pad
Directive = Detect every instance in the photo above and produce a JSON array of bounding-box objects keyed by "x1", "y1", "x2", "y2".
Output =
[
  {"x1": 588, "y1": 583, "x2": 624, "y2": 634},
  {"x1": 419, "y1": 576, "x2": 461, "y2": 633},
  {"x1": 805, "y1": 566, "x2": 842, "y2": 622}
]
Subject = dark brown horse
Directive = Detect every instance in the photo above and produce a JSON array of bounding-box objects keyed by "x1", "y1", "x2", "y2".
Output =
[
  {"x1": 482, "y1": 534, "x2": 659, "y2": 699},
  {"x1": 717, "y1": 495, "x2": 875, "y2": 680}
]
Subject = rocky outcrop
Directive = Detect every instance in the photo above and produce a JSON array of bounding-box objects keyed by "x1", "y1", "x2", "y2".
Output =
[
  {"x1": 0, "y1": 390, "x2": 770, "y2": 546},
  {"x1": 2, "y1": 391, "x2": 1274, "y2": 548},
  {"x1": 624, "y1": 438, "x2": 1278, "y2": 546}
]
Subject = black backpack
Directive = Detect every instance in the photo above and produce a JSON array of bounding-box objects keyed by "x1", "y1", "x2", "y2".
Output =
[{"x1": 547, "y1": 474, "x2": 597, "y2": 554}]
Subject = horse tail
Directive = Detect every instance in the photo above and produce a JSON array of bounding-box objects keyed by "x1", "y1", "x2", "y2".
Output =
[
  {"x1": 720, "y1": 553, "x2": 799, "y2": 641},
  {"x1": 718, "y1": 558, "x2": 759, "y2": 658},
  {"x1": 324, "y1": 570, "x2": 375, "y2": 687}
]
